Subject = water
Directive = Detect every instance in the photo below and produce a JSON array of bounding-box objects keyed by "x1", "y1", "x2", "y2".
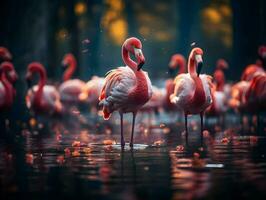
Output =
[{"x1": 0, "y1": 113, "x2": 266, "y2": 200}]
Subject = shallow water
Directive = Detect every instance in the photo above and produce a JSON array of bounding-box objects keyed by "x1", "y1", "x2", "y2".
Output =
[{"x1": 0, "y1": 113, "x2": 266, "y2": 200}]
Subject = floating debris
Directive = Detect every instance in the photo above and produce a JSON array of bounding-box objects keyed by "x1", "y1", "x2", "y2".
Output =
[
  {"x1": 56, "y1": 155, "x2": 65, "y2": 164},
  {"x1": 82, "y1": 38, "x2": 90, "y2": 44},
  {"x1": 221, "y1": 137, "x2": 230, "y2": 144},
  {"x1": 72, "y1": 140, "x2": 81, "y2": 147},
  {"x1": 153, "y1": 140, "x2": 165, "y2": 147},
  {"x1": 72, "y1": 150, "x2": 80, "y2": 157},
  {"x1": 176, "y1": 145, "x2": 185, "y2": 152},
  {"x1": 29, "y1": 118, "x2": 37, "y2": 127},
  {"x1": 64, "y1": 148, "x2": 71, "y2": 156},
  {"x1": 25, "y1": 153, "x2": 34, "y2": 165},
  {"x1": 103, "y1": 139, "x2": 116, "y2": 145},
  {"x1": 191, "y1": 42, "x2": 196, "y2": 46}
]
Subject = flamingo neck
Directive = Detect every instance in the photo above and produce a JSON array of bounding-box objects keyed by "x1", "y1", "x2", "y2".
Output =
[
  {"x1": 179, "y1": 62, "x2": 186, "y2": 74},
  {"x1": 34, "y1": 69, "x2": 46, "y2": 108},
  {"x1": 122, "y1": 45, "x2": 137, "y2": 70},
  {"x1": 122, "y1": 46, "x2": 149, "y2": 104},
  {"x1": 1, "y1": 72, "x2": 13, "y2": 107},
  {"x1": 188, "y1": 56, "x2": 197, "y2": 77},
  {"x1": 63, "y1": 60, "x2": 76, "y2": 81},
  {"x1": 190, "y1": 76, "x2": 206, "y2": 108}
]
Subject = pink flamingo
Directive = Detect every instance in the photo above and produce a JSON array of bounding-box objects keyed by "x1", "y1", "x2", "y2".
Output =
[
  {"x1": 79, "y1": 76, "x2": 105, "y2": 112},
  {"x1": 26, "y1": 62, "x2": 63, "y2": 115},
  {"x1": 59, "y1": 53, "x2": 86, "y2": 105},
  {"x1": 244, "y1": 73, "x2": 266, "y2": 112},
  {"x1": 164, "y1": 54, "x2": 186, "y2": 111},
  {"x1": 170, "y1": 47, "x2": 213, "y2": 141},
  {"x1": 99, "y1": 37, "x2": 152, "y2": 148},
  {"x1": 207, "y1": 59, "x2": 229, "y2": 116},
  {"x1": 140, "y1": 85, "x2": 165, "y2": 125},
  {"x1": 241, "y1": 64, "x2": 264, "y2": 82},
  {"x1": 0, "y1": 62, "x2": 18, "y2": 111},
  {"x1": 257, "y1": 45, "x2": 266, "y2": 68},
  {"x1": 0, "y1": 47, "x2": 12, "y2": 61}
]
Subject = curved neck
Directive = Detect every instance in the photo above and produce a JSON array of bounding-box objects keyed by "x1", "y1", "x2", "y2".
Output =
[
  {"x1": 122, "y1": 45, "x2": 137, "y2": 70},
  {"x1": 1, "y1": 72, "x2": 13, "y2": 107},
  {"x1": 188, "y1": 52, "x2": 197, "y2": 77},
  {"x1": 63, "y1": 60, "x2": 76, "y2": 81},
  {"x1": 190, "y1": 76, "x2": 206, "y2": 107},
  {"x1": 188, "y1": 56, "x2": 197, "y2": 77},
  {"x1": 34, "y1": 69, "x2": 46, "y2": 107},
  {"x1": 179, "y1": 60, "x2": 186, "y2": 74}
]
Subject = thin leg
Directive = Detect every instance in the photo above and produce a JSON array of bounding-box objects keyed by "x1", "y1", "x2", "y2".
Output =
[
  {"x1": 120, "y1": 112, "x2": 125, "y2": 149},
  {"x1": 200, "y1": 112, "x2": 204, "y2": 145},
  {"x1": 130, "y1": 112, "x2": 137, "y2": 148},
  {"x1": 184, "y1": 112, "x2": 188, "y2": 143}
]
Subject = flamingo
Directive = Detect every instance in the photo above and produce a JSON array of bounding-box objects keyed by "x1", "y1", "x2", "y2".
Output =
[
  {"x1": 244, "y1": 73, "x2": 266, "y2": 112},
  {"x1": 241, "y1": 64, "x2": 264, "y2": 82},
  {"x1": 140, "y1": 85, "x2": 165, "y2": 125},
  {"x1": 26, "y1": 62, "x2": 63, "y2": 115},
  {"x1": 170, "y1": 47, "x2": 213, "y2": 141},
  {"x1": 59, "y1": 53, "x2": 86, "y2": 105},
  {"x1": 257, "y1": 45, "x2": 266, "y2": 68},
  {"x1": 99, "y1": 37, "x2": 152, "y2": 148},
  {"x1": 207, "y1": 59, "x2": 229, "y2": 117},
  {"x1": 79, "y1": 76, "x2": 105, "y2": 112},
  {"x1": 0, "y1": 47, "x2": 12, "y2": 61},
  {"x1": 164, "y1": 54, "x2": 186, "y2": 112},
  {"x1": 0, "y1": 62, "x2": 18, "y2": 111}
]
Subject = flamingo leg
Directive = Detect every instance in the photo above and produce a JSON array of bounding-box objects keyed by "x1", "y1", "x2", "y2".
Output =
[
  {"x1": 184, "y1": 112, "x2": 188, "y2": 142},
  {"x1": 130, "y1": 112, "x2": 137, "y2": 148},
  {"x1": 120, "y1": 112, "x2": 125, "y2": 149}
]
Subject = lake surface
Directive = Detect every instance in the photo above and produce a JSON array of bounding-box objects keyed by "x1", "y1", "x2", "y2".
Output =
[{"x1": 0, "y1": 113, "x2": 266, "y2": 200}]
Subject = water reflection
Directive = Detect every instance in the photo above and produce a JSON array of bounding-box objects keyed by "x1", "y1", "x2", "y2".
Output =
[{"x1": 0, "y1": 115, "x2": 266, "y2": 199}]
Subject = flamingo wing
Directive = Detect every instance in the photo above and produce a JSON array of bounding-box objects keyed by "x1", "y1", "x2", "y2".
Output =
[
  {"x1": 99, "y1": 66, "x2": 136, "y2": 119},
  {"x1": 170, "y1": 74, "x2": 194, "y2": 106}
]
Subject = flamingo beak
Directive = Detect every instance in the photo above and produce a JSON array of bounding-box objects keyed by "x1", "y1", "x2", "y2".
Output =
[
  {"x1": 9, "y1": 71, "x2": 18, "y2": 83},
  {"x1": 5, "y1": 52, "x2": 12, "y2": 60},
  {"x1": 262, "y1": 52, "x2": 266, "y2": 59},
  {"x1": 134, "y1": 48, "x2": 145, "y2": 71},
  {"x1": 61, "y1": 60, "x2": 68, "y2": 68},
  {"x1": 195, "y1": 54, "x2": 203, "y2": 77},
  {"x1": 169, "y1": 60, "x2": 177, "y2": 69}
]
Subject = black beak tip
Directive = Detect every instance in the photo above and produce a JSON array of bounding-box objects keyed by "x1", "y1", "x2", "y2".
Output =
[
  {"x1": 26, "y1": 79, "x2": 32, "y2": 88},
  {"x1": 137, "y1": 62, "x2": 144, "y2": 71},
  {"x1": 197, "y1": 62, "x2": 203, "y2": 77}
]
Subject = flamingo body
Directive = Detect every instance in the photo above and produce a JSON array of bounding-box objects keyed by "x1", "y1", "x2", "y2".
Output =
[
  {"x1": 99, "y1": 37, "x2": 151, "y2": 148},
  {"x1": 170, "y1": 73, "x2": 212, "y2": 114},
  {"x1": 99, "y1": 66, "x2": 152, "y2": 119},
  {"x1": 59, "y1": 79, "x2": 85, "y2": 104},
  {"x1": 79, "y1": 76, "x2": 105, "y2": 106},
  {"x1": 26, "y1": 62, "x2": 62, "y2": 115},
  {"x1": 26, "y1": 85, "x2": 62, "y2": 114}
]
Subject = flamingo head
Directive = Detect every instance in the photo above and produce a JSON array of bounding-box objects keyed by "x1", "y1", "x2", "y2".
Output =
[
  {"x1": 123, "y1": 37, "x2": 145, "y2": 70},
  {"x1": 61, "y1": 53, "x2": 76, "y2": 68},
  {"x1": 26, "y1": 62, "x2": 45, "y2": 88},
  {"x1": 258, "y1": 45, "x2": 266, "y2": 58},
  {"x1": 258, "y1": 45, "x2": 266, "y2": 66},
  {"x1": 216, "y1": 59, "x2": 228, "y2": 70},
  {"x1": 0, "y1": 47, "x2": 12, "y2": 61},
  {"x1": 168, "y1": 54, "x2": 186, "y2": 75},
  {"x1": 0, "y1": 61, "x2": 18, "y2": 83},
  {"x1": 190, "y1": 47, "x2": 203, "y2": 76}
]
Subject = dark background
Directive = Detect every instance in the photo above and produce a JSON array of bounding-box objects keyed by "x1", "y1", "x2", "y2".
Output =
[{"x1": 0, "y1": 0, "x2": 265, "y2": 85}]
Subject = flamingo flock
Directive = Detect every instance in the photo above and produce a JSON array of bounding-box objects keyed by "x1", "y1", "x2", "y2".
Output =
[{"x1": 0, "y1": 41, "x2": 266, "y2": 149}]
